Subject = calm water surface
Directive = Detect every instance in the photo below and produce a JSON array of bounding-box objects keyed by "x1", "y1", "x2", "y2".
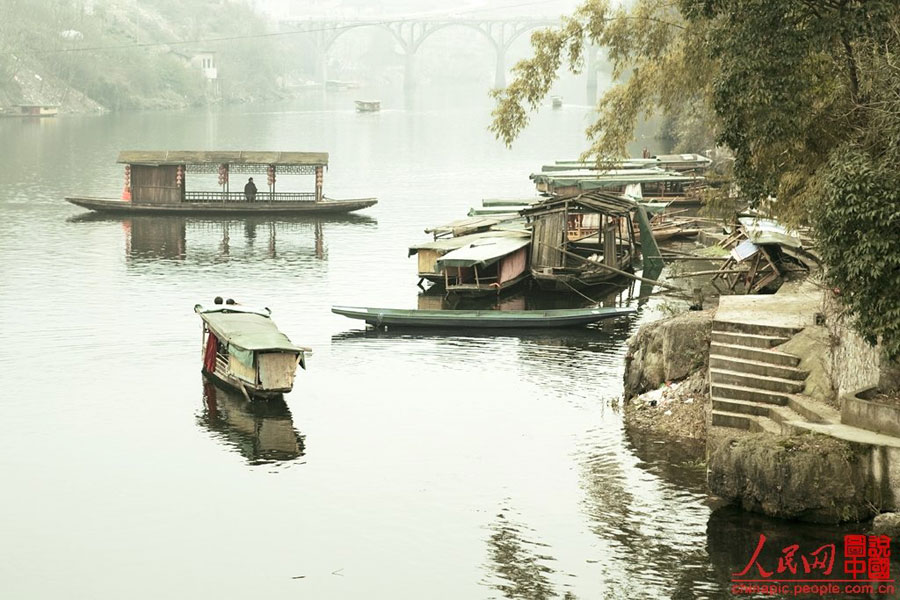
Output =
[{"x1": 0, "y1": 88, "x2": 875, "y2": 599}]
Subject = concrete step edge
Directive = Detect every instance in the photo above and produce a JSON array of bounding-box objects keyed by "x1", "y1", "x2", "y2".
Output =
[
  {"x1": 711, "y1": 397, "x2": 771, "y2": 416},
  {"x1": 710, "y1": 331, "x2": 791, "y2": 346},
  {"x1": 710, "y1": 383, "x2": 790, "y2": 405},
  {"x1": 710, "y1": 409, "x2": 754, "y2": 430},
  {"x1": 710, "y1": 367, "x2": 806, "y2": 387},
  {"x1": 712, "y1": 320, "x2": 802, "y2": 337},
  {"x1": 709, "y1": 342, "x2": 801, "y2": 365},
  {"x1": 709, "y1": 354, "x2": 809, "y2": 379}
]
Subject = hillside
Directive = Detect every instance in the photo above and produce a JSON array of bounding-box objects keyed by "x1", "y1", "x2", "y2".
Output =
[{"x1": 0, "y1": 0, "x2": 291, "y2": 112}]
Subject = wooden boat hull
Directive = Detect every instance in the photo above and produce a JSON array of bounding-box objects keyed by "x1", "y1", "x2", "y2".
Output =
[
  {"x1": 201, "y1": 368, "x2": 286, "y2": 400},
  {"x1": 331, "y1": 305, "x2": 635, "y2": 328},
  {"x1": 531, "y1": 268, "x2": 628, "y2": 291},
  {"x1": 66, "y1": 196, "x2": 377, "y2": 215},
  {"x1": 444, "y1": 272, "x2": 530, "y2": 297}
]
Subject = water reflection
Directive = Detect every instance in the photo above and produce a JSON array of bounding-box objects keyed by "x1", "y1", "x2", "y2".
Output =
[
  {"x1": 66, "y1": 213, "x2": 376, "y2": 263},
  {"x1": 482, "y1": 507, "x2": 575, "y2": 600},
  {"x1": 197, "y1": 382, "x2": 305, "y2": 466},
  {"x1": 707, "y1": 506, "x2": 900, "y2": 597}
]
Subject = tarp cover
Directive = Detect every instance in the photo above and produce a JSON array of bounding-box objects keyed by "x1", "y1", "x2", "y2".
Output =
[
  {"x1": 437, "y1": 236, "x2": 531, "y2": 268},
  {"x1": 196, "y1": 306, "x2": 305, "y2": 353}
]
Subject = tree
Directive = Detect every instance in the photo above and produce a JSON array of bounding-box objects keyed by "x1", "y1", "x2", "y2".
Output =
[{"x1": 492, "y1": 0, "x2": 900, "y2": 357}]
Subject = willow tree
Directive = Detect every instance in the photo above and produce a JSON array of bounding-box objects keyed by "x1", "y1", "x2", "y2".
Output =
[{"x1": 492, "y1": 0, "x2": 900, "y2": 356}]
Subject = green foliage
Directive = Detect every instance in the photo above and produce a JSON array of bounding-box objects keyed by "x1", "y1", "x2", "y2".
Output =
[
  {"x1": 494, "y1": 0, "x2": 900, "y2": 354},
  {"x1": 490, "y1": 0, "x2": 715, "y2": 161},
  {"x1": 815, "y1": 146, "x2": 900, "y2": 358}
]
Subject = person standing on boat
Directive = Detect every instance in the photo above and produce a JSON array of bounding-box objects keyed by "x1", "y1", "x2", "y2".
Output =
[{"x1": 244, "y1": 177, "x2": 257, "y2": 202}]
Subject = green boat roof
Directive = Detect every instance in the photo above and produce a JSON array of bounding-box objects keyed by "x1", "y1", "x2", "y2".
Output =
[{"x1": 195, "y1": 305, "x2": 307, "y2": 352}]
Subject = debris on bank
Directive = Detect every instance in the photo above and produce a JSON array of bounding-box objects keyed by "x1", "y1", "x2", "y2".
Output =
[{"x1": 624, "y1": 369, "x2": 709, "y2": 440}]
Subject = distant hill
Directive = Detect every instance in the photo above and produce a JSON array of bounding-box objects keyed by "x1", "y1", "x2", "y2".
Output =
[{"x1": 0, "y1": 0, "x2": 290, "y2": 112}]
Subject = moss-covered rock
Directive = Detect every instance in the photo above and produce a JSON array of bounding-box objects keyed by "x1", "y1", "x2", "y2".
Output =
[
  {"x1": 707, "y1": 432, "x2": 877, "y2": 524},
  {"x1": 624, "y1": 309, "x2": 714, "y2": 399}
]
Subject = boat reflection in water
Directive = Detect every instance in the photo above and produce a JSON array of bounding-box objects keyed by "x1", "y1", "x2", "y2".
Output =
[
  {"x1": 197, "y1": 382, "x2": 305, "y2": 465},
  {"x1": 67, "y1": 212, "x2": 376, "y2": 263}
]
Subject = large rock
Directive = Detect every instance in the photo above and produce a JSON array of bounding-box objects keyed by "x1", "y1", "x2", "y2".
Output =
[
  {"x1": 872, "y1": 512, "x2": 900, "y2": 537},
  {"x1": 708, "y1": 432, "x2": 877, "y2": 524},
  {"x1": 623, "y1": 309, "x2": 713, "y2": 399}
]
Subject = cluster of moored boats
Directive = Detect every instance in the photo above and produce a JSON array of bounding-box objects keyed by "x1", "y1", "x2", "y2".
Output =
[
  {"x1": 66, "y1": 149, "x2": 714, "y2": 401},
  {"x1": 407, "y1": 153, "x2": 713, "y2": 297}
]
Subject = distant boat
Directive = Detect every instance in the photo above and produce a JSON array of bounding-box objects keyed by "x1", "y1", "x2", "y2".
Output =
[
  {"x1": 355, "y1": 100, "x2": 380, "y2": 112},
  {"x1": 331, "y1": 305, "x2": 636, "y2": 329},
  {"x1": 326, "y1": 79, "x2": 359, "y2": 91},
  {"x1": 0, "y1": 104, "x2": 58, "y2": 118},
  {"x1": 196, "y1": 301, "x2": 310, "y2": 400},
  {"x1": 551, "y1": 96, "x2": 563, "y2": 109}
]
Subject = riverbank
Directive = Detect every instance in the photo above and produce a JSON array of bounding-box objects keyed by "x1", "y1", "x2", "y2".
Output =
[{"x1": 623, "y1": 277, "x2": 900, "y2": 524}]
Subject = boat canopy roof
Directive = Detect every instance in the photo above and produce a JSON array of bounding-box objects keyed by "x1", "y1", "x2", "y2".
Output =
[
  {"x1": 436, "y1": 235, "x2": 530, "y2": 268},
  {"x1": 118, "y1": 150, "x2": 328, "y2": 167},
  {"x1": 522, "y1": 191, "x2": 638, "y2": 217},
  {"x1": 531, "y1": 169, "x2": 701, "y2": 185},
  {"x1": 195, "y1": 305, "x2": 308, "y2": 353},
  {"x1": 409, "y1": 229, "x2": 529, "y2": 255}
]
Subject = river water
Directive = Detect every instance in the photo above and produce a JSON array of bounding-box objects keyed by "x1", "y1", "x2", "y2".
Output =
[{"x1": 0, "y1": 87, "x2": 887, "y2": 599}]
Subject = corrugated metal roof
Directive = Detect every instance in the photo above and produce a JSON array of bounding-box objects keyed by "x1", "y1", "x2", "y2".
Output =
[{"x1": 118, "y1": 150, "x2": 329, "y2": 166}]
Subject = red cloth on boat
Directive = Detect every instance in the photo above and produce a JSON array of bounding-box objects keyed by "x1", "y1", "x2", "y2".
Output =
[{"x1": 203, "y1": 331, "x2": 218, "y2": 372}]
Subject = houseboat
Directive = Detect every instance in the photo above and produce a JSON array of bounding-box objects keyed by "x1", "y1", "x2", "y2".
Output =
[
  {"x1": 196, "y1": 301, "x2": 310, "y2": 399},
  {"x1": 66, "y1": 151, "x2": 377, "y2": 215},
  {"x1": 551, "y1": 96, "x2": 563, "y2": 109},
  {"x1": 545, "y1": 154, "x2": 712, "y2": 174},
  {"x1": 523, "y1": 191, "x2": 657, "y2": 291},
  {"x1": 529, "y1": 168, "x2": 704, "y2": 205},
  {"x1": 435, "y1": 234, "x2": 531, "y2": 295},
  {"x1": 355, "y1": 100, "x2": 381, "y2": 112},
  {"x1": 409, "y1": 230, "x2": 530, "y2": 286}
]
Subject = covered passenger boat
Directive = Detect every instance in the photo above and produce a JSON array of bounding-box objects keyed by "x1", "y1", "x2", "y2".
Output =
[
  {"x1": 331, "y1": 305, "x2": 635, "y2": 329},
  {"x1": 434, "y1": 234, "x2": 531, "y2": 295},
  {"x1": 66, "y1": 151, "x2": 377, "y2": 215},
  {"x1": 524, "y1": 191, "x2": 658, "y2": 291},
  {"x1": 409, "y1": 229, "x2": 530, "y2": 286},
  {"x1": 195, "y1": 302, "x2": 310, "y2": 400},
  {"x1": 544, "y1": 154, "x2": 712, "y2": 174},
  {"x1": 530, "y1": 168, "x2": 704, "y2": 204}
]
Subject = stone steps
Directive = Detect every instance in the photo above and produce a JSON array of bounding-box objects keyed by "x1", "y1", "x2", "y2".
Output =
[
  {"x1": 710, "y1": 368, "x2": 806, "y2": 394},
  {"x1": 710, "y1": 382, "x2": 790, "y2": 405},
  {"x1": 709, "y1": 342, "x2": 801, "y2": 367},
  {"x1": 710, "y1": 330, "x2": 790, "y2": 348},
  {"x1": 709, "y1": 314, "x2": 821, "y2": 434},
  {"x1": 712, "y1": 320, "x2": 801, "y2": 338},
  {"x1": 710, "y1": 355, "x2": 808, "y2": 380}
]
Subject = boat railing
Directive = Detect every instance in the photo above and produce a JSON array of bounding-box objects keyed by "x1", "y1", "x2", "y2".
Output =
[
  {"x1": 215, "y1": 352, "x2": 228, "y2": 375},
  {"x1": 185, "y1": 191, "x2": 317, "y2": 204}
]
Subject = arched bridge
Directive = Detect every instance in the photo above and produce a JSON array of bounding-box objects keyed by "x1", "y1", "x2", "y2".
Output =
[{"x1": 280, "y1": 17, "x2": 586, "y2": 91}]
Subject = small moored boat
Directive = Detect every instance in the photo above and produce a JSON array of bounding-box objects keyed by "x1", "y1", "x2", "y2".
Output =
[
  {"x1": 196, "y1": 301, "x2": 310, "y2": 399},
  {"x1": 331, "y1": 305, "x2": 635, "y2": 328},
  {"x1": 355, "y1": 100, "x2": 380, "y2": 112}
]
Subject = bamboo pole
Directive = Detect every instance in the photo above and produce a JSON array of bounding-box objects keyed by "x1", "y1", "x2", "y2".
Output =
[{"x1": 539, "y1": 241, "x2": 682, "y2": 292}]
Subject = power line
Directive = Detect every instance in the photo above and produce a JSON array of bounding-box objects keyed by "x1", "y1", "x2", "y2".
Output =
[{"x1": 1, "y1": 0, "x2": 567, "y2": 58}]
